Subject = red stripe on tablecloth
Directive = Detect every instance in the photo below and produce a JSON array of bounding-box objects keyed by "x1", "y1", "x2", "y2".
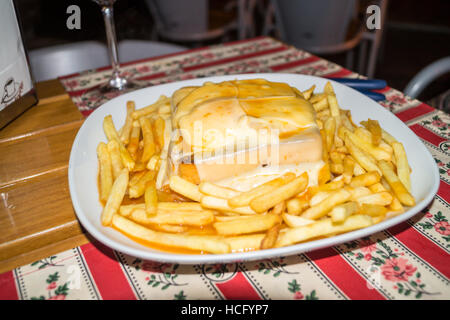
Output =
[
  {"x1": 270, "y1": 56, "x2": 320, "y2": 71},
  {"x1": 395, "y1": 103, "x2": 435, "y2": 122},
  {"x1": 307, "y1": 247, "x2": 386, "y2": 300},
  {"x1": 408, "y1": 124, "x2": 447, "y2": 147},
  {"x1": 388, "y1": 222, "x2": 450, "y2": 278},
  {"x1": 323, "y1": 68, "x2": 353, "y2": 78},
  {"x1": 214, "y1": 271, "x2": 262, "y2": 300},
  {"x1": 0, "y1": 271, "x2": 19, "y2": 300},
  {"x1": 372, "y1": 86, "x2": 391, "y2": 94},
  {"x1": 437, "y1": 180, "x2": 450, "y2": 203},
  {"x1": 183, "y1": 46, "x2": 289, "y2": 72},
  {"x1": 80, "y1": 242, "x2": 136, "y2": 300}
]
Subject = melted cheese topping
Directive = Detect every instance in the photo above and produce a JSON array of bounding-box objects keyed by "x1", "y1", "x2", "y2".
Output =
[{"x1": 172, "y1": 79, "x2": 318, "y2": 153}]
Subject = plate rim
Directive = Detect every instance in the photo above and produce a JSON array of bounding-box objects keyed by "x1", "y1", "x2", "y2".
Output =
[{"x1": 68, "y1": 73, "x2": 440, "y2": 264}]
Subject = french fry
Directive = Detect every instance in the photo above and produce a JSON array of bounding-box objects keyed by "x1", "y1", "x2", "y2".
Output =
[
  {"x1": 112, "y1": 215, "x2": 229, "y2": 254},
  {"x1": 317, "y1": 109, "x2": 331, "y2": 119},
  {"x1": 201, "y1": 196, "x2": 257, "y2": 215},
  {"x1": 144, "y1": 181, "x2": 157, "y2": 216},
  {"x1": 132, "y1": 162, "x2": 147, "y2": 172},
  {"x1": 389, "y1": 197, "x2": 404, "y2": 213},
  {"x1": 350, "y1": 171, "x2": 381, "y2": 187},
  {"x1": 308, "y1": 179, "x2": 344, "y2": 196},
  {"x1": 250, "y1": 172, "x2": 309, "y2": 213},
  {"x1": 360, "y1": 203, "x2": 388, "y2": 217},
  {"x1": 103, "y1": 115, "x2": 135, "y2": 170},
  {"x1": 276, "y1": 215, "x2": 373, "y2": 247},
  {"x1": 366, "y1": 119, "x2": 382, "y2": 146},
  {"x1": 310, "y1": 93, "x2": 326, "y2": 104},
  {"x1": 309, "y1": 191, "x2": 332, "y2": 207},
  {"x1": 224, "y1": 234, "x2": 265, "y2": 253},
  {"x1": 345, "y1": 136, "x2": 381, "y2": 174},
  {"x1": 354, "y1": 127, "x2": 393, "y2": 154},
  {"x1": 101, "y1": 169, "x2": 129, "y2": 226},
  {"x1": 157, "y1": 202, "x2": 204, "y2": 211},
  {"x1": 120, "y1": 101, "x2": 135, "y2": 144},
  {"x1": 302, "y1": 189, "x2": 351, "y2": 220},
  {"x1": 139, "y1": 117, "x2": 156, "y2": 163},
  {"x1": 147, "y1": 154, "x2": 161, "y2": 171},
  {"x1": 324, "y1": 117, "x2": 335, "y2": 152},
  {"x1": 346, "y1": 186, "x2": 372, "y2": 201},
  {"x1": 107, "y1": 140, "x2": 123, "y2": 180},
  {"x1": 151, "y1": 224, "x2": 187, "y2": 233},
  {"x1": 369, "y1": 182, "x2": 387, "y2": 193},
  {"x1": 228, "y1": 172, "x2": 296, "y2": 208},
  {"x1": 381, "y1": 129, "x2": 398, "y2": 146},
  {"x1": 330, "y1": 163, "x2": 344, "y2": 174},
  {"x1": 97, "y1": 142, "x2": 113, "y2": 202},
  {"x1": 340, "y1": 113, "x2": 354, "y2": 132},
  {"x1": 213, "y1": 214, "x2": 281, "y2": 235},
  {"x1": 153, "y1": 116, "x2": 165, "y2": 152},
  {"x1": 271, "y1": 201, "x2": 286, "y2": 215},
  {"x1": 392, "y1": 142, "x2": 411, "y2": 192},
  {"x1": 345, "y1": 129, "x2": 391, "y2": 161},
  {"x1": 129, "y1": 170, "x2": 156, "y2": 198},
  {"x1": 169, "y1": 175, "x2": 203, "y2": 202},
  {"x1": 282, "y1": 213, "x2": 315, "y2": 228},
  {"x1": 324, "y1": 81, "x2": 335, "y2": 95},
  {"x1": 313, "y1": 97, "x2": 329, "y2": 112},
  {"x1": 286, "y1": 198, "x2": 309, "y2": 215},
  {"x1": 378, "y1": 160, "x2": 415, "y2": 206},
  {"x1": 343, "y1": 156, "x2": 355, "y2": 184},
  {"x1": 215, "y1": 215, "x2": 254, "y2": 222},
  {"x1": 158, "y1": 103, "x2": 171, "y2": 115},
  {"x1": 260, "y1": 224, "x2": 281, "y2": 250},
  {"x1": 127, "y1": 121, "x2": 141, "y2": 158},
  {"x1": 329, "y1": 201, "x2": 359, "y2": 223},
  {"x1": 120, "y1": 207, "x2": 215, "y2": 226},
  {"x1": 356, "y1": 191, "x2": 393, "y2": 206},
  {"x1": 362, "y1": 120, "x2": 398, "y2": 146},
  {"x1": 353, "y1": 161, "x2": 366, "y2": 176},
  {"x1": 302, "y1": 85, "x2": 316, "y2": 100},
  {"x1": 199, "y1": 182, "x2": 241, "y2": 199},
  {"x1": 131, "y1": 95, "x2": 169, "y2": 119},
  {"x1": 129, "y1": 170, "x2": 146, "y2": 187},
  {"x1": 327, "y1": 93, "x2": 340, "y2": 118}
]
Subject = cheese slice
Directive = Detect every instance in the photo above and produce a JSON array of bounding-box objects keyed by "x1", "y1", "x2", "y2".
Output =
[{"x1": 168, "y1": 78, "x2": 323, "y2": 186}]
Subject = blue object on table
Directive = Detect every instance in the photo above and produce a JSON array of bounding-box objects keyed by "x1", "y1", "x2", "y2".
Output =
[
  {"x1": 354, "y1": 89, "x2": 386, "y2": 102},
  {"x1": 327, "y1": 77, "x2": 387, "y2": 101}
]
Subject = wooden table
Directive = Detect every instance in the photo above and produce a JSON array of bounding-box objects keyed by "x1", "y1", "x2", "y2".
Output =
[{"x1": 0, "y1": 79, "x2": 90, "y2": 273}]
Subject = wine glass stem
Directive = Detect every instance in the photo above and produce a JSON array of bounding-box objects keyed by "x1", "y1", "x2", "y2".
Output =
[{"x1": 101, "y1": 5, "x2": 120, "y2": 80}]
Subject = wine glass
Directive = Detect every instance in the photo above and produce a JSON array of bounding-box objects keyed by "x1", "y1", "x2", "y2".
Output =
[{"x1": 90, "y1": 0, "x2": 139, "y2": 94}]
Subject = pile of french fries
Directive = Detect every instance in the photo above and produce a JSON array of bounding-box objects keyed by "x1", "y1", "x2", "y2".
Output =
[{"x1": 97, "y1": 81, "x2": 415, "y2": 254}]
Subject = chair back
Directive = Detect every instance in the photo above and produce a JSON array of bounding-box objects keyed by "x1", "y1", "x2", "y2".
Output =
[{"x1": 29, "y1": 41, "x2": 109, "y2": 82}]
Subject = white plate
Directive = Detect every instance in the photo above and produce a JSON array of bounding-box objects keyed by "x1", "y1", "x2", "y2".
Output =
[{"x1": 68, "y1": 73, "x2": 440, "y2": 264}]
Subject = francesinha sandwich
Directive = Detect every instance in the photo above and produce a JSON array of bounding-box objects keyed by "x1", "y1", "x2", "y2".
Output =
[{"x1": 166, "y1": 79, "x2": 325, "y2": 192}]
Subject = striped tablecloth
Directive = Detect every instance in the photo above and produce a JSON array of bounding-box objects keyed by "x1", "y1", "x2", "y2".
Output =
[{"x1": 1, "y1": 36, "x2": 449, "y2": 300}]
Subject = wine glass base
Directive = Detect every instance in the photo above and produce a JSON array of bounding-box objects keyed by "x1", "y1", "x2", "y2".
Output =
[
  {"x1": 99, "y1": 77, "x2": 141, "y2": 93},
  {"x1": 81, "y1": 78, "x2": 143, "y2": 110}
]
